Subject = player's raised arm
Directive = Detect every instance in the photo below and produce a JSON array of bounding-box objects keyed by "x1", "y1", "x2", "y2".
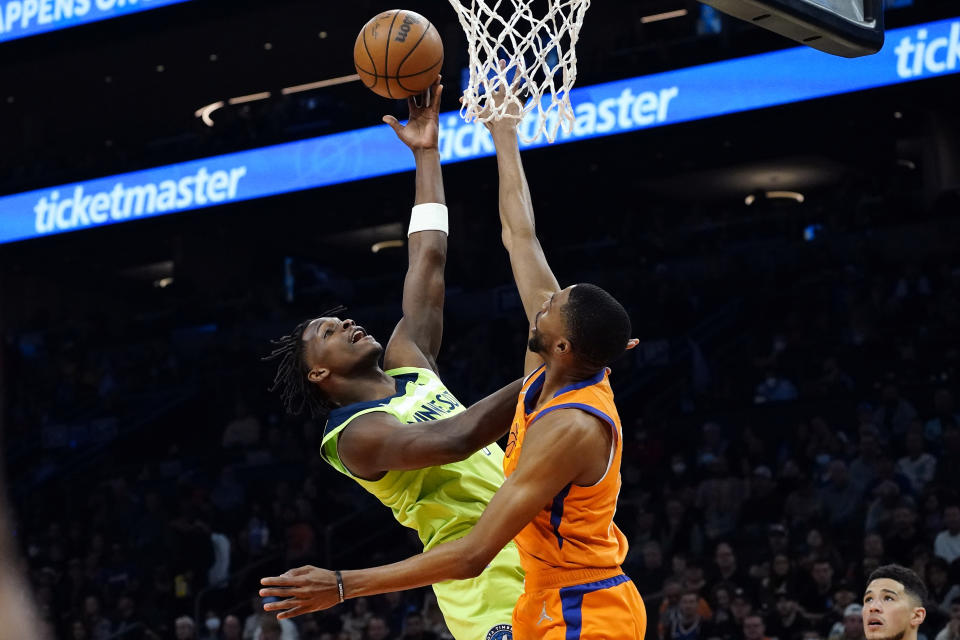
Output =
[
  {"x1": 482, "y1": 75, "x2": 561, "y2": 374},
  {"x1": 259, "y1": 408, "x2": 609, "y2": 617},
  {"x1": 381, "y1": 79, "x2": 448, "y2": 374}
]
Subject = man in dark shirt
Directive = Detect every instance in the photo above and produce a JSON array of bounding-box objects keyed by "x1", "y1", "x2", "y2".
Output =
[
  {"x1": 768, "y1": 591, "x2": 812, "y2": 640},
  {"x1": 800, "y1": 560, "x2": 836, "y2": 619}
]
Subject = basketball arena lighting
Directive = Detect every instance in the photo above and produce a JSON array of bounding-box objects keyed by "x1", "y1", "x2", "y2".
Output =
[
  {"x1": 2, "y1": 15, "x2": 959, "y2": 246},
  {"x1": 195, "y1": 75, "x2": 361, "y2": 127},
  {"x1": 228, "y1": 92, "x2": 271, "y2": 105},
  {"x1": 745, "y1": 191, "x2": 805, "y2": 205},
  {"x1": 280, "y1": 74, "x2": 361, "y2": 96},
  {"x1": 370, "y1": 240, "x2": 405, "y2": 253},
  {"x1": 641, "y1": 9, "x2": 689, "y2": 24}
]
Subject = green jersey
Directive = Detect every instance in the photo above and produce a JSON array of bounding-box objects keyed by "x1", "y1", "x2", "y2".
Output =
[
  {"x1": 320, "y1": 366, "x2": 524, "y2": 639},
  {"x1": 320, "y1": 366, "x2": 506, "y2": 550}
]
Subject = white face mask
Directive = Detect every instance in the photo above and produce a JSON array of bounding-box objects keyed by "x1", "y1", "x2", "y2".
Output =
[{"x1": 206, "y1": 618, "x2": 221, "y2": 632}]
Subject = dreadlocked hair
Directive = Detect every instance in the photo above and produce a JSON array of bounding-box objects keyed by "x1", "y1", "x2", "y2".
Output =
[{"x1": 264, "y1": 305, "x2": 346, "y2": 420}]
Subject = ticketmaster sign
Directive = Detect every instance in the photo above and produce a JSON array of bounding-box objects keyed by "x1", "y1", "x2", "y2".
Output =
[
  {"x1": 0, "y1": 15, "x2": 958, "y2": 245},
  {"x1": 0, "y1": 0, "x2": 191, "y2": 43}
]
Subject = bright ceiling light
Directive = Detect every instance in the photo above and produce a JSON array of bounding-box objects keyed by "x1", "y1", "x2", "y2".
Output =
[
  {"x1": 194, "y1": 101, "x2": 225, "y2": 127},
  {"x1": 228, "y1": 92, "x2": 271, "y2": 105},
  {"x1": 282, "y1": 74, "x2": 361, "y2": 95},
  {"x1": 371, "y1": 240, "x2": 404, "y2": 253},
  {"x1": 746, "y1": 190, "x2": 805, "y2": 205},
  {"x1": 641, "y1": 9, "x2": 688, "y2": 23}
]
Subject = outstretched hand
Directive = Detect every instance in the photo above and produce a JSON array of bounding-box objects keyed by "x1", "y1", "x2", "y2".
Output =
[
  {"x1": 478, "y1": 59, "x2": 525, "y2": 137},
  {"x1": 383, "y1": 77, "x2": 443, "y2": 151},
  {"x1": 259, "y1": 565, "x2": 342, "y2": 620}
]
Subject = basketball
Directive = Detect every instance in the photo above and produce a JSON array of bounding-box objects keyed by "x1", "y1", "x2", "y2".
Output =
[{"x1": 353, "y1": 9, "x2": 444, "y2": 99}]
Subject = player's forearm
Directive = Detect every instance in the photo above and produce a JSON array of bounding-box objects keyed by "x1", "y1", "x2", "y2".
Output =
[
  {"x1": 491, "y1": 130, "x2": 536, "y2": 242},
  {"x1": 342, "y1": 537, "x2": 487, "y2": 599},
  {"x1": 413, "y1": 148, "x2": 445, "y2": 206},
  {"x1": 452, "y1": 378, "x2": 523, "y2": 451}
]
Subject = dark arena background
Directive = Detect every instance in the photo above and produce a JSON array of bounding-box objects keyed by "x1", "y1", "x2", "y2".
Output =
[{"x1": 2, "y1": 0, "x2": 960, "y2": 639}]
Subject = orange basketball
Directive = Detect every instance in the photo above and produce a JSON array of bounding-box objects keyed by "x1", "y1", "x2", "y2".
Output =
[{"x1": 353, "y1": 9, "x2": 444, "y2": 99}]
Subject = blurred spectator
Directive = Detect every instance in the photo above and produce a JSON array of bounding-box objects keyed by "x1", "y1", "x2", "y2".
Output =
[
  {"x1": 933, "y1": 598, "x2": 960, "y2": 640},
  {"x1": 863, "y1": 534, "x2": 886, "y2": 562},
  {"x1": 710, "y1": 543, "x2": 750, "y2": 594},
  {"x1": 70, "y1": 620, "x2": 89, "y2": 640},
  {"x1": 223, "y1": 615, "x2": 243, "y2": 640},
  {"x1": 799, "y1": 559, "x2": 835, "y2": 617},
  {"x1": 743, "y1": 614, "x2": 772, "y2": 640},
  {"x1": 665, "y1": 592, "x2": 707, "y2": 640},
  {"x1": 697, "y1": 423, "x2": 729, "y2": 468},
  {"x1": 848, "y1": 434, "x2": 881, "y2": 493},
  {"x1": 784, "y1": 476, "x2": 824, "y2": 530},
  {"x1": 222, "y1": 400, "x2": 261, "y2": 448},
  {"x1": 399, "y1": 612, "x2": 436, "y2": 640},
  {"x1": 363, "y1": 618, "x2": 391, "y2": 640},
  {"x1": 873, "y1": 384, "x2": 918, "y2": 437},
  {"x1": 112, "y1": 596, "x2": 141, "y2": 639},
  {"x1": 730, "y1": 589, "x2": 754, "y2": 630},
  {"x1": 935, "y1": 506, "x2": 960, "y2": 564},
  {"x1": 767, "y1": 591, "x2": 811, "y2": 640},
  {"x1": 342, "y1": 598, "x2": 375, "y2": 640},
  {"x1": 925, "y1": 391, "x2": 960, "y2": 443},
  {"x1": 260, "y1": 617, "x2": 283, "y2": 640},
  {"x1": 935, "y1": 425, "x2": 960, "y2": 486},
  {"x1": 660, "y1": 498, "x2": 705, "y2": 558},
  {"x1": 741, "y1": 467, "x2": 783, "y2": 539},
  {"x1": 633, "y1": 541, "x2": 671, "y2": 596},
  {"x1": 819, "y1": 461, "x2": 862, "y2": 531},
  {"x1": 696, "y1": 457, "x2": 747, "y2": 540},
  {"x1": 755, "y1": 371, "x2": 799, "y2": 404},
  {"x1": 827, "y1": 605, "x2": 865, "y2": 640},
  {"x1": 885, "y1": 505, "x2": 924, "y2": 565},
  {"x1": 200, "y1": 610, "x2": 222, "y2": 640},
  {"x1": 176, "y1": 617, "x2": 198, "y2": 640},
  {"x1": 896, "y1": 431, "x2": 937, "y2": 495},
  {"x1": 927, "y1": 558, "x2": 960, "y2": 628},
  {"x1": 83, "y1": 595, "x2": 112, "y2": 640},
  {"x1": 421, "y1": 594, "x2": 453, "y2": 640}
]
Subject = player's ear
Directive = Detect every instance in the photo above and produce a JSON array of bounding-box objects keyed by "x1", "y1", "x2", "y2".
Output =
[
  {"x1": 555, "y1": 338, "x2": 571, "y2": 356},
  {"x1": 307, "y1": 367, "x2": 330, "y2": 384},
  {"x1": 910, "y1": 606, "x2": 926, "y2": 628}
]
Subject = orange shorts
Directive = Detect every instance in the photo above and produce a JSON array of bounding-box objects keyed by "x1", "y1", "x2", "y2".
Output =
[{"x1": 513, "y1": 573, "x2": 647, "y2": 639}]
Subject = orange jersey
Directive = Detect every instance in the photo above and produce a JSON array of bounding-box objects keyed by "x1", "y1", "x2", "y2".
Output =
[{"x1": 503, "y1": 365, "x2": 629, "y2": 585}]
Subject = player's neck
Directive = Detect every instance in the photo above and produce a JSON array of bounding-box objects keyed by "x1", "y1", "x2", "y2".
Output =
[
  {"x1": 536, "y1": 363, "x2": 600, "y2": 410},
  {"x1": 331, "y1": 368, "x2": 396, "y2": 406}
]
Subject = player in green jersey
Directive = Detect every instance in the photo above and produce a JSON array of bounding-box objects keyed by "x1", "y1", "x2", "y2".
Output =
[{"x1": 263, "y1": 79, "x2": 524, "y2": 640}]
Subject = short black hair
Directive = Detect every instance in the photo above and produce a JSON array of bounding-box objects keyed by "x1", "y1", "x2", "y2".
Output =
[
  {"x1": 562, "y1": 283, "x2": 631, "y2": 369},
  {"x1": 264, "y1": 306, "x2": 344, "y2": 420},
  {"x1": 867, "y1": 564, "x2": 928, "y2": 605}
]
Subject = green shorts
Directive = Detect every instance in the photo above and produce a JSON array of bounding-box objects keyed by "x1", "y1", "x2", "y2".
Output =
[{"x1": 433, "y1": 541, "x2": 524, "y2": 640}]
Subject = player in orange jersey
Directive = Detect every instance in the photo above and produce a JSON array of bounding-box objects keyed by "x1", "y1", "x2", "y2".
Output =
[{"x1": 258, "y1": 81, "x2": 645, "y2": 640}]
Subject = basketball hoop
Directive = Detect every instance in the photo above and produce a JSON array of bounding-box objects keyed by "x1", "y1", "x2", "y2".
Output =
[{"x1": 447, "y1": 0, "x2": 591, "y2": 143}]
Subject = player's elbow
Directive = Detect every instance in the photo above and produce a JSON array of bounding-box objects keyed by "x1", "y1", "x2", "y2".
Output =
[
  {"x1": 501, "y1": 227, "x2": 538, "y2": 253},
  {"x1": 410, "y1": 237, "x2": 447, "y2": 266}
]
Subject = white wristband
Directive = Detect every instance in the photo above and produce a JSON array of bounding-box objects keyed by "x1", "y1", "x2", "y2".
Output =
[{"x1": 408, "y1": 203, "x2": 449, "y2": 237}]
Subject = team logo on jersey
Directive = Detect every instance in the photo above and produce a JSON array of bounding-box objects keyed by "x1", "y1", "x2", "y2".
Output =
[
  {"x1": 485, "y1": 624, "x2": 513, "y2": 640},
  {"x1": 537, "y1": 602, "x2": 554, "y2": 625}
]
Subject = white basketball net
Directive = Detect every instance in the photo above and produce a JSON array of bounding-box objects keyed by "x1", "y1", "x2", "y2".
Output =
[{"x1": 447, "y1": 0, "x2": 590, "y2": 143}]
